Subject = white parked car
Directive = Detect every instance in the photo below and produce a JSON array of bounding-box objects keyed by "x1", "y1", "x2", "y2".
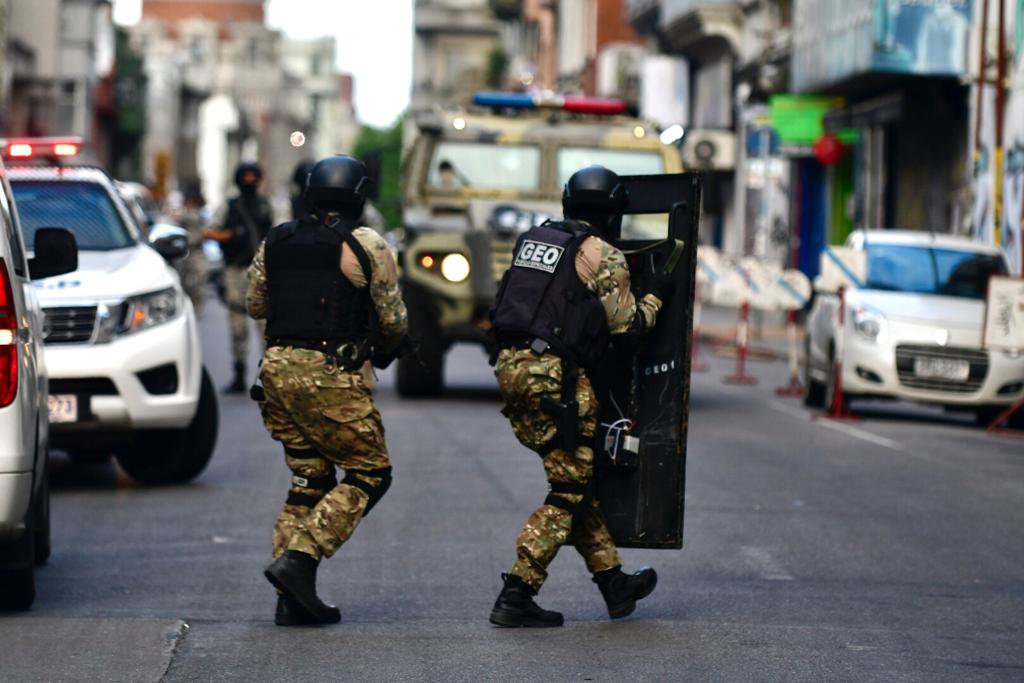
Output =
[
  {"x1": 4, "y1": 138, "x2": 218, "y2": 484},
  {"x1": 0, "y1": 154, "x2": 78, "y2": 610},
  {"x1": 804, "y1": 230, "x2": 1023, "y2": 424}
]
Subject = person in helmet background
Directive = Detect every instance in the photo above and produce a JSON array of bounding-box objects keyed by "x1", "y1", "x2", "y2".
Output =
[
  {"x1": 487, "y1": 165, "x2": 673, "y2": 627},
  {"x1": 248, "y1": 155, "x2": 408, "y2": 626},
  {"x1": 205, "y1": 161, "x2": 276, "y2": 393}
]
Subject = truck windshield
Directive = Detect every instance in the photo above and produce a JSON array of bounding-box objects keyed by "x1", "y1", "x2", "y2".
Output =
[
  {"x1": 11, "y1": 181, "x2": 134, "y2": 251},
  {"x1": 428, "y1": 141, "x2": 541, "y2": 191},
  {"x1": 558, "y1": 147, "x2": 668, "y2": 240},
  {"x1": 866, "y1": 244, "x2": 1007, "y2": 300}
]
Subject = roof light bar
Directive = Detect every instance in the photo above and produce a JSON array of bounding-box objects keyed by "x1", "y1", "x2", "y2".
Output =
[
  {"x1": 2, "y1": 137, "x2": 84, "y2": 161},
  {"x1": 473, "y1": 92, "x2": 627, "y2": 116}
]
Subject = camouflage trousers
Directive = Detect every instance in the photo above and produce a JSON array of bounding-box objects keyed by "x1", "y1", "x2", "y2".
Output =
[
  {"x1": 495, "y1": 348, "x2": 621, "y2": 591},
  {"x1": 224, "y1": 265, "x2": 263, "y2": 364},
  {"x1": 259, "y1": 347, "x2": 392, "y2": 561},
  {"x1": 179, "y1": 251, "x2": 207, "y2": 317}
]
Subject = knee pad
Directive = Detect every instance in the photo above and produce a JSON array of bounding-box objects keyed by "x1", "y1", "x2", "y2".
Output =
[
  {"x1": 283, "y1": 447, "x2": 337, "y2": 508},
  {"x1": 342, "y1": 467, "x2": 393, "y2": 516}
]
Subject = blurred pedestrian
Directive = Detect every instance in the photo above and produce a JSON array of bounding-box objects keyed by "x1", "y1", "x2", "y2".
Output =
[
  {"x1": 487, "y1": 165, "x2": 673, "y2": 627},
  {"x1": 205, "y1": 162, "x2": 274, "y2": 393},
  {"x1": 177, "y1": 182, "x2": 209, "y2": 316},
  {"x1": 250, "y1": 155, "x2": 408, "y2": 625}
]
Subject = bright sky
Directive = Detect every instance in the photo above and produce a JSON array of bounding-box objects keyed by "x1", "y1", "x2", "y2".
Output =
[{"x1": 112, "y1": 0, "x2": 413, "y2": 128}]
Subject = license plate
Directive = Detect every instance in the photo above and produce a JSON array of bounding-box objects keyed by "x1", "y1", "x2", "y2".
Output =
[
  {"x1": 913, "y1": 357, "x2": 970, "y2": 381},
  {"x1": 48, "y1": 394, "x2": 78, "y2": 423}
]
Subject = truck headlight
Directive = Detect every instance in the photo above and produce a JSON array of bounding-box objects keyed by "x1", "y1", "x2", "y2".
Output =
[
  {"x1": 95, "y1": 288, "x2": 180, "y2": 343},
  {"x1": 853, "y1": 305, "x2": 886, "y2": 342},
  {"x1": 440, "y1": 253, "x2": 470, "y2": 283}
]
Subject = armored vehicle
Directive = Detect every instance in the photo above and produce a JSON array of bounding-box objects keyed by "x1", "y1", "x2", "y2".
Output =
[{"x1": 395, "y1": 92, "x2": 684, "y2": 396}]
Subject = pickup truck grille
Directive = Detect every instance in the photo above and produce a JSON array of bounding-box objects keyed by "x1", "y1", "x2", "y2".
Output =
[
  {"x1": 895, "y1": 344, "x2": 988, "y2": 394},
  {"x1": 43, "y1": 306, "x2": 97, "y2": 344}
]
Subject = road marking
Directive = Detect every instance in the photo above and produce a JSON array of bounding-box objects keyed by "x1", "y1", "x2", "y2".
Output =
[
  {"x1": 740, "y1": 545, "x2": 794, "y2": 581},
  {"x1": 767, "y1": 402, "x2": 905, "y2": 452}
]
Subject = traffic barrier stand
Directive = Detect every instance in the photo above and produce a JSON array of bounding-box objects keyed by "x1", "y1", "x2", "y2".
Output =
[
  {"x1": 817, "y1": 287, "x2": 859, "y2": 421},
  {"x1": 691, "y1": 295, "x2": 709, "y2": 372},
  {"x1": 723, "y1": 301, "x2": 758, "y2": 385},
  {"x1": 775, "y1": 309, "x2": 803, "y2": 397},
  {"x1": 988, "y1": 399, "x2": 1024, "y2": 438}
]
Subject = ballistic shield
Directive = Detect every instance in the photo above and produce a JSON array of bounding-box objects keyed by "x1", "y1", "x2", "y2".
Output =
[{"x1": 593, "y1": 172, "x2": 702, "y2": 549}]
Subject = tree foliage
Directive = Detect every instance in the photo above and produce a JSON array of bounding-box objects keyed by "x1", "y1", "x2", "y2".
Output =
[{"x1": 354, "y1": 116, "x2": 405, "y2": 230}]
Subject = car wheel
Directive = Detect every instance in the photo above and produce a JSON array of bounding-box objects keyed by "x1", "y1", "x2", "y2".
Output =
[
  {"x1": 803, "y1": 342, "x2": 826, "y2": 408},
  {"x1": 396, "y1": 343, "x2": 444, "y2": 397},
  {"x1": 975, "y1": 405, "x2": 1011, "y2": 428},
  {"x1": 0, "y1": 508, "x2": 36, "y2": 611},
  {"x1": 65, "y1": 450, "x2": 111, "y2": 464},
  {"x1": 34, "y1": 466, "x2": 51, "y2": 566},
  {"x1": 115, "y1": 367, "x2": 219, "y2": 485}
]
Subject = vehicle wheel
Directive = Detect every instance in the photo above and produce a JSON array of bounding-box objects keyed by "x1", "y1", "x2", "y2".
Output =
[
  {"x1": 115, "y1": 368, "x2": 219, "y2": 485},
  {"x1": 65, "y1": 450, "x2": 111, "y2": 464},
  {"x1": 975, "y1": 405, "x2": 1013, "y2": 428},
  {"x1": 0, "y1": 509, "x2": 36, "y2": 611},
  {"x1": 396, "y1": 343, "x2": 444, "y2": 397},
  {"x1": 802, "y1": 342, "x2": 826, "y2": 408},
  {"x1": 34, "y1": 467, "x2": 51, "y2": 566}
]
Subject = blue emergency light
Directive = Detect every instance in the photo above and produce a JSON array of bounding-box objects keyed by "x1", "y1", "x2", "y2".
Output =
[{"x1": 473, "y1": 92, "x2": 626, "y2": 115}]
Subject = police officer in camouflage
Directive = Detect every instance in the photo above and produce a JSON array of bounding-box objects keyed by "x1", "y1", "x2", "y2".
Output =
[
  {"x1": 488, "y1": 166, "x2": 672, "y2": 627},
  {"x1": 248, "y1": 155, "x2": 408, "y2": 626},
  {"x1": 206, "y1": 161, "x2": 275, "y2": 393}
]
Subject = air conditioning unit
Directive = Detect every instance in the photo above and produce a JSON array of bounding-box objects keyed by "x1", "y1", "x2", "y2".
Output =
[{"x1": 682, "y1": 129, "x2": 736, "y2": 171}]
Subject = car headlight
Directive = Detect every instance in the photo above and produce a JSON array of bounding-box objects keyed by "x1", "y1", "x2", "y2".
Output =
[
  {"x1": 852, "y1": 305, "x2": 886, "y2": 342},
  {"x1": 94, "y1": 288, "x2": 180, "y2": 343},
  {"x1": 440, "y1": 253, "x2": 471, "y2": 283}
]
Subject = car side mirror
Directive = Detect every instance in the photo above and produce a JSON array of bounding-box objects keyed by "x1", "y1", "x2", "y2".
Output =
[
  {"x1": 29, "y1": 227, "x2": 78, "y2": 280},
  {"x1": 149, "y1": 224, "x2": 189, "y2": 261}
]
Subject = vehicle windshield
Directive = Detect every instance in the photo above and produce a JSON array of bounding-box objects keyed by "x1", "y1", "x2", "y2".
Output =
[
  {"x1": 428, "y1": 141, "x2": 541, "y2": 192},
  {"x1": 12, "y1": 180, "x2": 134, "y2": 251},
  {"x1": 865, "y1": 244, "x2": 1007, "y2": 299},
  {"x1": 558, "y1": 147, "x2": 668, "y2": 240}
]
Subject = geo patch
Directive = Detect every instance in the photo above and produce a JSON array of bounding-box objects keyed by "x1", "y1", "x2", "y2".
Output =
[{"x1": 513, "y1": 240, "x2": 565, "y2": 274}]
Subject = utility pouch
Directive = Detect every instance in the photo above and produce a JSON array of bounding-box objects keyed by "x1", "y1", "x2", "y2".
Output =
[
  {"x1": 599, "y1": 419, "x2": 640, "y2": 469},
  {"x1": 250, "y1": 359, "x2": 265, "y2": 402},
  {"x1": 540, "y1": 395, "x2": 579, "y2": 454}
]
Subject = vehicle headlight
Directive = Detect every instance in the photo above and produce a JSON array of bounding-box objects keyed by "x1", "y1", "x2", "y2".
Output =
[
  {"x1": 94, "y1": 288, "x2": 180, "y2": 343},
  {"x1": 440, "y1": 253, "x2": 470, "y2": 283},
  {"x1": 852, "y1": 305, "x2": 886, "y2": 342}
]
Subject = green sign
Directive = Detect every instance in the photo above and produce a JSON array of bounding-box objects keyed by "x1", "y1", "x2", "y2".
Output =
[{"x1": 770, "y1": 95, "x2": 859, "y2": 148}]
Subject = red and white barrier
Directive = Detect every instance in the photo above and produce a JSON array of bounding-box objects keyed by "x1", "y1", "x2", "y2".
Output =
[
  {"x1": 723, "y1": 301, "x2": 758, "y2": 385},
  {"x1": 819, "y1": 286, "x2": 859, "y2": 421},
  {"x1": 775, "y1": 309, "x2": 803, "y2": 397}
]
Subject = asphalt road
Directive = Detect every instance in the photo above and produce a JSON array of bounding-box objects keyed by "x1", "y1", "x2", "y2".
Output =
[{"x1": 2, "y1": 296, "x2": 1023, "y2": 682}]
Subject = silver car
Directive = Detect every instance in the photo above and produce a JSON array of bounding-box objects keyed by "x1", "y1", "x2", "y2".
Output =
[{"x1": 804, "y1": 230, "x2": 1023, "y2": 424}]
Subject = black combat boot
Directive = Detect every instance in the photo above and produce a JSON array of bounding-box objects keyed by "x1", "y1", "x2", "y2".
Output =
[
  {"x1": 274, "y1": 594, "x2": 340, "y2": 627},
  {"x1": 593, "y1": 565, "x2": 657, "y2": 619},
  {"x1": 224, "y1": 361, "x2": 247, "y2": 394},
  {"x1": 489, "y1": 573, "x2": 564, "y2": 628},
  {"x1": 264, "y1": 550, "x2": 341, "y2": 624}
]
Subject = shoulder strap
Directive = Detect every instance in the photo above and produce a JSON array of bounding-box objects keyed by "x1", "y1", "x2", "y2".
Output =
[{"x1": 323, "y1": 218, "x2": 374, "y2": 287}]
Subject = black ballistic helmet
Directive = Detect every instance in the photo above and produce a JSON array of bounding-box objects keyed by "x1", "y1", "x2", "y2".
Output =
[
  {"x1": 234, "y1": 161, "x2": 263, "y2": 189},
  {"x1": 562, "y1": 165, "x2": 627, "y2": 237},
  {"x1": 304, "y1": 155, "x2": 370, "y2": 213},
  {"x1": 291, "y1": 159, "x2": 316, "y2": 191}
]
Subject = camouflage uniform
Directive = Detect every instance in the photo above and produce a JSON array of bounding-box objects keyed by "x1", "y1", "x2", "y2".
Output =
[
  {"x1": 496, "y1": 234, "x2": 661, "y2": 591},
  {"x1": 247, "y1": 226, "x2": 407, "y2": 561}
]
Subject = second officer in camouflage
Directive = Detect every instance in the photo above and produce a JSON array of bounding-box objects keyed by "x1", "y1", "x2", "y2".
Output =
[
  {"x1": 488, "y1": 165, "x2": 672, "y2": 627},
  {"x1": 249, "y1": 155, "x2": 407, "y2": 626}
]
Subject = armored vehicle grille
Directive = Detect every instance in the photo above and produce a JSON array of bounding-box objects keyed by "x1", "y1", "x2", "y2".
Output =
[
  {"x1": 895, "y1": 344, "x2": 988, "y2": 394},
  {"x1": 491, "y1": 240, "x2": 515, "y2": 280},
  {"x1": 43, "y1": 306, "x2": 97, "y2": 344}
]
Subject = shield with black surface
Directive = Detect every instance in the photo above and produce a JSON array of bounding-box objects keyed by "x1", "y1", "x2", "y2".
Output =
[{"x1": 592, "y1": 172, "x2": 701, "y2": 549}]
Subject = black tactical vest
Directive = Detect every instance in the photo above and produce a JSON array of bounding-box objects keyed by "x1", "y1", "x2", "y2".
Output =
[
  {"x1": 264, "y1": 217, "x2": 372, "y2": 346},
  {"x1": 490, "y1": 220, "x2": 610, "y2": 367},
  {"x1": 222, "y1": 195, "x2": 274, "y2": 266}
]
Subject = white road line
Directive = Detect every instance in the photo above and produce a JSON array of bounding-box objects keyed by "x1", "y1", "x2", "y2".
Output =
[
  {"x1": 740, "y1": 545, "x2": 795, "y2": 581},
  {"x1": 766, "y1": 402, "x2": 906, "y2": 452}
]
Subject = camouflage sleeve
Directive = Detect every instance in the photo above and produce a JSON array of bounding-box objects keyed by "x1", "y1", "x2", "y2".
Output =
[
  {"x1": 586, "y1": 238, "x2": 662, "y2": 335},
  {"x1": 353, "y1": 228, "x2": 408, "y2": 351},
  {"x1": 246, "y1": 240, "x2": 267, "y2": 319}
]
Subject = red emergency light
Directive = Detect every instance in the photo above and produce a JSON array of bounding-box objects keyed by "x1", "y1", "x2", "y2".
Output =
[{"x1": 2, "y1": 137, "x2": 84, "y2": 161}]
